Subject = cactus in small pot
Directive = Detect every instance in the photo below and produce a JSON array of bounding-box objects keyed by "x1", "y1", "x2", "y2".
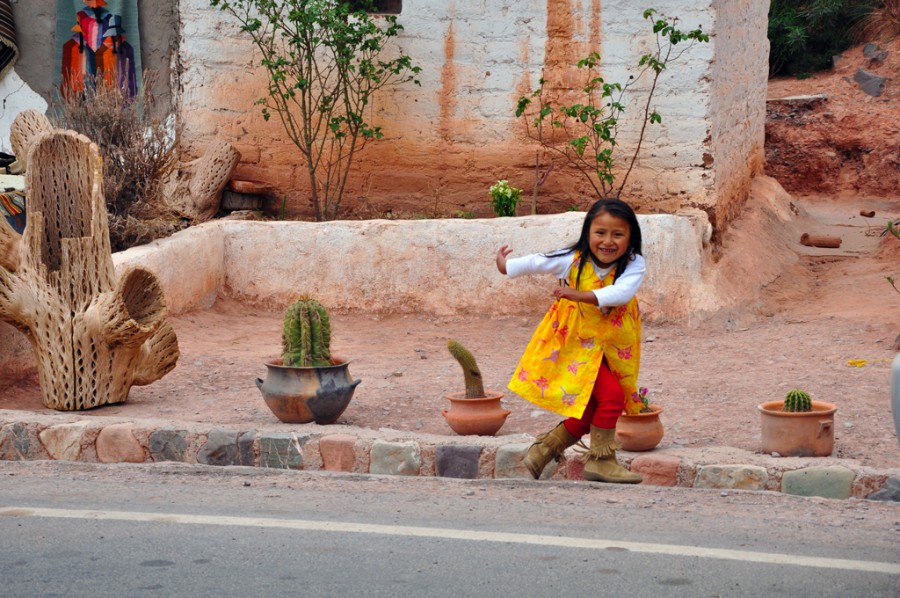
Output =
[
  {"x1": 783, "y1": 388, "x2": 812, "y2": 412},
  {"x1": 282, "y1": 296, "x2": 332, "y2": 367},
  {"x1": 447, "y1": 339, "x2": 485, "y2": 398}
]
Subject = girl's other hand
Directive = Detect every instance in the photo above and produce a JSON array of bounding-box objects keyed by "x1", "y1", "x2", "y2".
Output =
[{"x1": 496, "y1": 244, "x2": 513, "y2": 274}]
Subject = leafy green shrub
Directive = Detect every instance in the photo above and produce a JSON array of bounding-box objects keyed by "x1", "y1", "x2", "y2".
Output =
[
  {"x1": 768, "y1": 0, "x2": 879, "y2": 78},
  {"x1": 488, "y1": 180, "x2": 523, "y2": 217}
]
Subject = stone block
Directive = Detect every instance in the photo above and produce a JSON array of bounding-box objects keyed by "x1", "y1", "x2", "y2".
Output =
[
  {"x1": 494, "y1": 442, "x2": 560, "y2": 480},
  {"x1": 319, "y1": 434, "x2": 358, "y2": 472},
  {"x1": 259, "y1": 433, "x2": 307, "y2": 470},
  {"x1": 0, "y1": 423, "x2": 46, "y2": 460},
  {"x1": 435, "y1": 445, "x2": 482, "y2": 479},
  {"x1": 694, "y1": 464, "x2": 767, "y2": 490},
  {"x1": 370, "y1": 440, "x2": 421, "y2": 476},
  {"x1": 631, "y1": 454, "x2": 681, "y2": 486},
  {"x1": 238, "y1": 430, "x2": 256, "y2": 466},
  {"x1": 149, "y1": 428, "x2": 189, "y2": 462},
  {"x1": 564, "y1": 453, "x2": 584, "y2": 481},
  {"x1": 866, "y1": 476, "x2": 900, "y2": 502},
  {"x1": 198, "y1": 428, "x2": 255, "y2": 467},
  {"x1": 781, "y1": 466, "x2": 854, "y2": 500},
  {"x1": 39, "y1": 421, "x2": 91, "y2": 461},
  {"x1": 96, "y1": 423, "x2": 144, "y2": 463}
]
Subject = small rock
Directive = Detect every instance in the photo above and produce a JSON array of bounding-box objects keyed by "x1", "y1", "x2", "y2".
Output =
[
  {"x1": 844, "y1": 422, "x2": 854, "y2": 429},
  {"x1": 854, "y1": 68, "x2": 886, "y2": 97},
  {"x1": 530, "y1": 410, "x2": 544, "y2": 418},
  {"x1": 720, "y1": 491, "x2": 729, "y2": 497},
  {"x1": 243, "y1": 481, "x2": 251, "y2": 487}
]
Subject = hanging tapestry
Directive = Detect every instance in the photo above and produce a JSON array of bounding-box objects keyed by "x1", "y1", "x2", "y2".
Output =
[
  {"x1": 0, "y1": 1, "x2": 18, "y2": 80},
  {"x1": 54, "y1": 0, "x2": 141, "y2": 99}
]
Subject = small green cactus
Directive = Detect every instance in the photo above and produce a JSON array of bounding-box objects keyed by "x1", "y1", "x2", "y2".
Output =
[
  {"x1": 282, "y1": 296, "x2": 332, "y2": 367},
  {"x1": 783, "y1": 388, "x2": 812, "y2": 412},
  {"x1": 447, "y1": 340, "x2": 485, "y2": 398}
]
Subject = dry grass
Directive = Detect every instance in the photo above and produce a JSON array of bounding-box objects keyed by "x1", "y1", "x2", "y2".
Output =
[
  {"x1": 51, "y1": 71, "x2": 186, "y2": 251},
  {"x1": 853, "y1": 0, "x2": 900, "y2": 42}
]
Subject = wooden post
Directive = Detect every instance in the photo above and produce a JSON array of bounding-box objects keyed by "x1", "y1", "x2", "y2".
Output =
[{"x1": 0, "y1": 128, "x2": 179, "y2": 410}]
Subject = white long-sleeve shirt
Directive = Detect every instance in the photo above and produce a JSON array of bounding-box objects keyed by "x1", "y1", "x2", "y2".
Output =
[{"x1": 505, "y1": 252, "x2": 645, "y2": 307}]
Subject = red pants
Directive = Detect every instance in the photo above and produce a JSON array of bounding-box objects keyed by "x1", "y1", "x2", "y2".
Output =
[{"x1": 563, "y1": 360, "x2": 623, "y2": 437}]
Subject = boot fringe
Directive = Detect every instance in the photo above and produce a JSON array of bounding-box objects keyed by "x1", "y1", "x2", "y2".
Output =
[{"x1": 574, "y1": 438, "x2": 619, "y2": 463}]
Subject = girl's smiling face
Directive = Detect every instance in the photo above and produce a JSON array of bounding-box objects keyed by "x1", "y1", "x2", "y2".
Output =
[{"x1": 588, "y1": 211, "x2": 631, "y2": 267}]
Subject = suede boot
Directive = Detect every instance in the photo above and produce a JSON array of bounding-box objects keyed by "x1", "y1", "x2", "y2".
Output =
[
  {"x1": 580, "y1": 425, "x2": 642, "y2": 484},
  {"x1": 524, "y1": 422, "x2": 579, "y2": 479}
]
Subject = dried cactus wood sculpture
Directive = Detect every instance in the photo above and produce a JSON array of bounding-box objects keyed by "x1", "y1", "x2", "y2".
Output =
[
  {"x1": 0, "y1": 129, "x2": 179, "y2": 410},
  {"x1": 164, "y1": 140, "x2": 241, "y2": 223},
  {"x1": 8, "y1": 108, "x2": 53, "y2": 175}
]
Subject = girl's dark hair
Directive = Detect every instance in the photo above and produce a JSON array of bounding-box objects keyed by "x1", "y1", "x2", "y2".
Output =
[{"x1": 547, "y1": 198, "x2": 643, "y2": 287}]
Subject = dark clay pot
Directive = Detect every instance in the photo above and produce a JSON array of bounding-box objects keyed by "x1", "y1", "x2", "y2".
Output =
[{"x1": 256, "y1": 358, "x2": 361, "y2": 424}]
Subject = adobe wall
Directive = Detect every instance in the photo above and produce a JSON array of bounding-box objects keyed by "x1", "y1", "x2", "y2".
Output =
[{"x1": 178, "y1": 0, "x2": 769, "y2": 229}]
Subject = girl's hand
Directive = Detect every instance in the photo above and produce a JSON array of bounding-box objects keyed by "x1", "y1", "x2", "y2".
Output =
[
  {"x1": 496, "y1": 244, "x2": 513, "y2": 274},
  {"x1": 553, "y1": 286, "x2": 599, "y2": 306},
  {"x1": 552, "y1": 286, "x2": 577, "y2": 301}
]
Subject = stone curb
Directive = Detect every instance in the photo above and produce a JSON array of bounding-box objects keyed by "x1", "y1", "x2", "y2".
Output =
[{"x1": 1, "y1": 410, "x2": 898, "y2": 501}]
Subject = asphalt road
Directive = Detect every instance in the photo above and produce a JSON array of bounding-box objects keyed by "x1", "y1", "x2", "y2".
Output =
[{"x1": 1, "y1": 461, "x2": 898, "y2": 597}]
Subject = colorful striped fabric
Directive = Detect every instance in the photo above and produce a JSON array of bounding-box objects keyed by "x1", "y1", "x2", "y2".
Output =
[{"x1": 0, "y1": 190, "x2": 25, "y2": 233}]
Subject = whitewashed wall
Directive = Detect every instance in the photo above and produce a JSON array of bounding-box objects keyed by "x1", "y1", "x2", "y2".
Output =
[{"x1": 175, "y1": 0, "x2": 769, "y2": 227}]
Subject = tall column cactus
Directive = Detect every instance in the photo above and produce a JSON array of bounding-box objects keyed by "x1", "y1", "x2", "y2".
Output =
[
  {"x1": 447, "y1": 340, "x2": 485, "y2": 398},
  {"x1": 282, "y1": 296, "x2": 332, "y2": 367}
]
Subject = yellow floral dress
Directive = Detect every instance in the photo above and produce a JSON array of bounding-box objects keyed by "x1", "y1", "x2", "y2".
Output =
[{"x1": 508, "y1": 252, "x2": 643, "y2": 417}]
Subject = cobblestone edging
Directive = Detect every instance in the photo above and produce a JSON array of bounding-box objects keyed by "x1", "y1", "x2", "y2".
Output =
[{"x1": 1, "y1": 412, "x2": 898, "y2": 502}]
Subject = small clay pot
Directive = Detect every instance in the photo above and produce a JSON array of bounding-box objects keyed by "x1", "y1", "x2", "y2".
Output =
[
  {"x1": 442, "y1": 390, "x2": 511, "y2": 436},
  {"x1": 256, "y1": 358, "x2": 361, "y2": 424},
  {"x1": 615, "y1": 404, "x2": 664, "y2": 451},
  {"x1": 758, "y1": 400, "x2": 836, "y2": 457}
]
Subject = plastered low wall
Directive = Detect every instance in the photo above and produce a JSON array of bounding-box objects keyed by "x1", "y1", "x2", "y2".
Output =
[{"x1": 217, "y1": 213, "x2": 708, "y2": 318}]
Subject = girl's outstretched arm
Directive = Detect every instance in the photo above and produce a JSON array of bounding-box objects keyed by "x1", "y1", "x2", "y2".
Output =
[
  {"x1": 592, "y1": 255, "x2": 646, "y2": 307},
  {"x1": 496, "y1": 244, "x2": 513, "y2": 274}
]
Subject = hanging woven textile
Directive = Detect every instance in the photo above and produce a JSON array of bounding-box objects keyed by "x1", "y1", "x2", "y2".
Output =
[{"x1": 54, "y1": 0, "x2": 141, "y2": 99}]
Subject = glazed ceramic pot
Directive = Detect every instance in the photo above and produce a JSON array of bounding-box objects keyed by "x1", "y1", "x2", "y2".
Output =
[
  {"x1": 442, "y1": 390, "x2": 511, "y2": 436},
  {"x1": 758, "y1": 399, "x2": 837, "y2": 457},
  {"x1": 256, "y1": 358, "x2": 361, "y2": 424},
  {"x1": 615, "y1": 404, "x2": 664, "y2": 451}
]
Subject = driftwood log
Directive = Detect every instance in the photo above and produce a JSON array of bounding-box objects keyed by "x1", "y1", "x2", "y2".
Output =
[{"x1": 0, "y1": 129, "x2": 179, "y2": 410}]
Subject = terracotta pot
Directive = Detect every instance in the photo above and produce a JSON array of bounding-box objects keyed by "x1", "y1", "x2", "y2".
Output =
[
  {"x1": 256, "y1": 358, "x2": 361, "y2": 424},
  {"x1": 442, "y1": 390, "x2": 511, "y2": 436},
  {"x1": 758, "y1": 400, "x2": 837, "y2": 457},
  {"x1": 615, "y1": 404, "x2": 664, "y2": 451}
]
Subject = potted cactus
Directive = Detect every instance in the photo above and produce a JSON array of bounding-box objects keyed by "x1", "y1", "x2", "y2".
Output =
[
  {"x1": 255, "y1": 296, "x2": 360, "y2": 424},
  {"x1": 758, "y1": 388, "x2": 837, "y2": 457},
  {"x1": 442, "y1": 340, "x2": 510, "y2": 436}
]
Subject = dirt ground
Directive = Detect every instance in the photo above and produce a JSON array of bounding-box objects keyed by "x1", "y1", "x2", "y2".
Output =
[
  {"x1": 3, "y1": 42, "x2": 900, "y2": 472},
  {"x1": 765, "y1": 39, "x2": 900, "y2": 197}
]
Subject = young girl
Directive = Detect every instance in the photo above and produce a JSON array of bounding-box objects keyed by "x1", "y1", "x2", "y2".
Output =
[{"x1": 496, "y1": 198, "x2": 645, "y2": 483}]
